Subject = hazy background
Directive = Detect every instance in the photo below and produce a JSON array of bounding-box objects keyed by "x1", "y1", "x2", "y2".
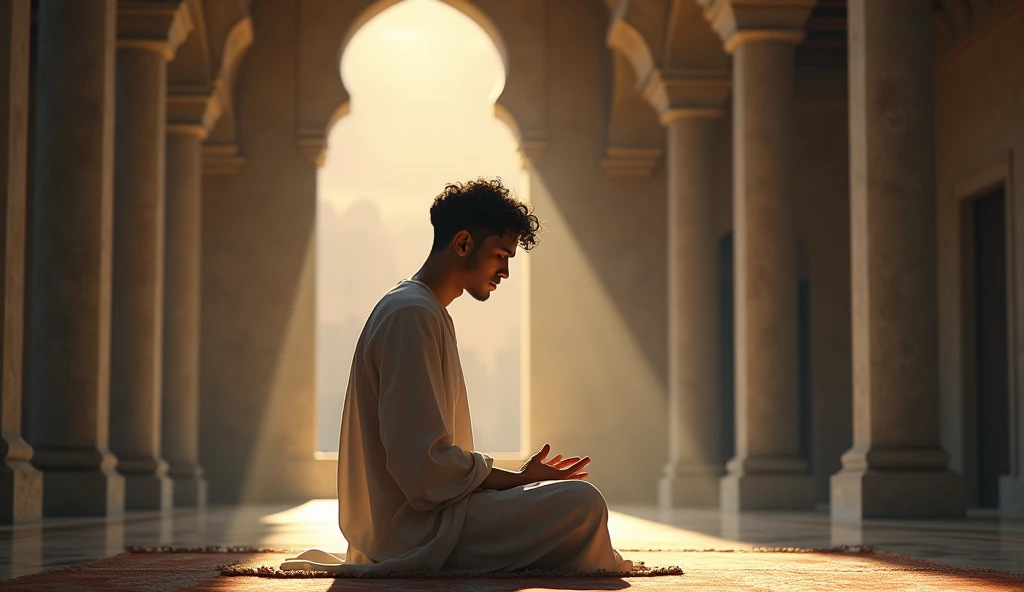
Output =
[{"x1": 316, "y1": 0, "x2": 526, "y2": 454}]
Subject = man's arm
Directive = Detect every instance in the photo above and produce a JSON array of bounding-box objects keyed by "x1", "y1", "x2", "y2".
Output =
[
  {"x1": 374, "y1": 306, "x2": 492, "y2": 510},
  {"x1": 479, "y1": 444, "x2": 591, "y2": 490},
  {"x1": 480, "y1": 467, "x2": 530, "y2": 491}
]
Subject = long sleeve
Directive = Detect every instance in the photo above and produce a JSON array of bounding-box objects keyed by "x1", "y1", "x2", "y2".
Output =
[{"x1": 368, "y1": 306, "x2": 492, "y2": 511}]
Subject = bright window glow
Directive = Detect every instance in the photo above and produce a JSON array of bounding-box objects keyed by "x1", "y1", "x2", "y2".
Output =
[{"x1": 316, "y1": 0, "x2": 526, "y2": 455}]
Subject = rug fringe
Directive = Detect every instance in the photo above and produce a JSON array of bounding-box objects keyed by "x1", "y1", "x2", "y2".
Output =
[
  {"x1": 616, "y1": 545, "x2": 874, "y2": 554},
  {"x1": 218, "y1": 564, "x2": 685, "y2": 579},
  {"x1": 127, "y1": 546, "x2": 297, "y2": 554}
]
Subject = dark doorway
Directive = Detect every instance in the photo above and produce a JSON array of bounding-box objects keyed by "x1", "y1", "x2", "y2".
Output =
[
  {"x1": 972, "y1": 187, "x2": 1010, "y2": 508},
  {"x1": 798, "y1": 277, "x2": 812, "y2": 471},
  {"x1": 718, "y1": 234, "x2": 813, "y2": 469},
  {"x1": 719, "y1": 235, "x2": 735, "y2": 465}
]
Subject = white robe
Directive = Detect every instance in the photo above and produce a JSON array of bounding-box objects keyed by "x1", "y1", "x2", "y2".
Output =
[{"x1": 282, "y1": 280, "x2": 629, "y2": 574}]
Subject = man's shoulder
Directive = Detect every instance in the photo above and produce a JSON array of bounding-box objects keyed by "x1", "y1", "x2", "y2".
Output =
[{"x1": 366, "y1": 282, "x2": 444, "y2": 331}]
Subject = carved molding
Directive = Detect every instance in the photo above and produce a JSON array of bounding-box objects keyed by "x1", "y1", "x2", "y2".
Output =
[
  {"x1": 600, "y1": 147, "x2": 663, "y2": 180},
  {"x1": 202, "y1": 143, "x2": 245, "y2": 176},
  {"x1": 696, "y1": 0, "x2": 816, "y2": 53},
  {"x1": 117, "y1": 0, "x2": 194, "y2": 60},
  {"x1": 167, "y1": 84, "x2": 222, "y2": 139},
  {"x1": 518, "y1": 139, "x2": 548, "y2": 169},
  {"x1": 642, "y1": 69, "x2": 731, "y2": 123},
  {"x1": 296, "y1": 136, "x2": 327, "y2": 168}
]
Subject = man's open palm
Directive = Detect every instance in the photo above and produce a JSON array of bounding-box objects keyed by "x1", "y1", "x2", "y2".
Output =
[{"x1": 520, "y1": 443, "x2": 590, "y2": 483}]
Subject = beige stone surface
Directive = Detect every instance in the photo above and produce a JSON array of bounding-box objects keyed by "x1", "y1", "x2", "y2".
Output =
[
  {"x1": 200, "y1": 0, "x2": 318, "y2": 504},
  {"x1": 29, "y1": 0, "x2": 124, "y2": 518},
  {"x1": 163, "y1": 130, "x2": 207, "y2": 509},
  {"x1": 831, "y1": 0, "x2": 965, "y2": 521},
  {"x1": 110, "y1": 44, "x2": 173, "y2": 513},
  {"x1": 933, "y1": 2, "x2": 1024, "y2": 516},
  {"x1": 705, "y1": 0, "x2": 814, "y2": 508},
  {"x1": 0, "y1": 0, "x2": 40, "y2": 525},
  {"x1": 525, "y1": 0, "x2": 669, "y2": 504},
  {"x1": 660, "y1": 116, "x2": 723, "y2": 507}
]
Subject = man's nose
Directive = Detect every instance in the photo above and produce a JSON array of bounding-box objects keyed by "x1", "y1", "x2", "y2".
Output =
[{"x1": 498, "y1": 266, "x2": 509, "y2": 279}]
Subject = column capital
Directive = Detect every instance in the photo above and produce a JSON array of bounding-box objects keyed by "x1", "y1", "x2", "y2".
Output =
[
  {"x1": 696, "y1": 0, "x2": 815, "y2": 54},
  {"x1": 202, "y1": 144, "x2": 246, "y2": 176},
  {"x1": 117, "y1": 0, "x2": 193, "y2": 61},
  {"x1": 167, "y1": 85, "x2": 223, "y2": 140},
  {"x1": 600, "y1": 147, "x2": 663, "y2": 180},
  {"x1": 296, "y1": 136, "x2": 327, "y2": 168},
  {"x1": 518, "y1": 138, "x2": 548, "y2": 169},
  {"x1": 642, "y1": 69, "x2": 731, "y2": 124}
]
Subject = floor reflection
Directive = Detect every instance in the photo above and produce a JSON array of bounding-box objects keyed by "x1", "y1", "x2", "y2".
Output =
[
  {"x1": 616, "y1": 505, "x2": 1024, "y2": 572},
  {"x1": 1, "y1": 501, "x2": 1022, "y2": 580}
]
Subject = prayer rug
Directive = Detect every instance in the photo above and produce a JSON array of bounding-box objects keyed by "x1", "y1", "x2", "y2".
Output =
[{"x1": 2, "y1": 546, "x2": 1023, "y2": 591}]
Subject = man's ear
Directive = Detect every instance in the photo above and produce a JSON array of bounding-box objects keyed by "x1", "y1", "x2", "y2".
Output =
[{"x1": 452, "y1": 230, "x2": 473, "y2": 258}]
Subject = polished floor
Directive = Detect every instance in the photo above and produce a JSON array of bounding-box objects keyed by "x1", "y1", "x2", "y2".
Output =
[{"x1": 1, "y1": 501, "x2": 1022, "y2": 580}]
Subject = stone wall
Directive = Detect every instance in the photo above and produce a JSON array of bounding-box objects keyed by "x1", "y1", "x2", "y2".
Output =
[
  {"x1": 527, "y1": 0, "x2": 669, "y2": 504},
  {"x1": 200, "y1": 0, "x2": 318, "y2": 504},
  {"x1": 934, "y1": 6, "x2": 1024, "y2": 512}
]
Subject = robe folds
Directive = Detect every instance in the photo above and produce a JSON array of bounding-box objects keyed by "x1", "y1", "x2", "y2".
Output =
[{"x1": 281, "y1": 280, "x2": 630, "y2": 574}]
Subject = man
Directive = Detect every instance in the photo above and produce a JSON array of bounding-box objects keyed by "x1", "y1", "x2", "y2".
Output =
[{"x1": 282, "y1": 179, "x2": 631, "y2": 574}]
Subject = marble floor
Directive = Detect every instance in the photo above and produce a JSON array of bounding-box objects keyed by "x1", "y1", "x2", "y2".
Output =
[{"x1": 1, "y1": 501, "x2": 1022, "y2": 580}]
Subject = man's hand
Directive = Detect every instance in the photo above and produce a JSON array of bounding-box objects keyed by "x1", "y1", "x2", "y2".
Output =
[{"x1": 519, "y1": 443, "x2": 590, "y2": 483}]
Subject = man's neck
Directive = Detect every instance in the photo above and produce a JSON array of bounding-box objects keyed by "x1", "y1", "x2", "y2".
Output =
[{"x1": 411, "y1": 257, "x2": 463, "y2": 308}]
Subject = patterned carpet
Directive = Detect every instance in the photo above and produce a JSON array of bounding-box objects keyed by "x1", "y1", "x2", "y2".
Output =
[{"x1": 2, "y1": 548, "x2": 1023, "y2": 591}]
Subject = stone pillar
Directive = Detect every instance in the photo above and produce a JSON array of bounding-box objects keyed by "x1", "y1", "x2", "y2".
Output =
[
  {"x1": 698, "y1": 0, "x2": 816, "y2": 511},
  {"x1": 0, "y1": 0, "x2": 40, "y2": 524},
  {"x1": 830, "y1": 0, "x2": 964, "y2": 520},
  {"x1": 110, "y1": 0, "x2": 192, "y2": 512},
  {"x1": 30, "y1": 0, "x2": 124, "y2": 517},
  {"x1": 646, "y1": 73, "x2": 730, "y2": 507},
  {"x1": 162, "y1": 87, "x2": 219, "y2": 508}
]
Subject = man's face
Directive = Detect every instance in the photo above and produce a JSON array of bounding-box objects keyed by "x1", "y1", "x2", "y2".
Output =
[{"x1": 461, "y1": 233, "x2": 519, "y2": 302}]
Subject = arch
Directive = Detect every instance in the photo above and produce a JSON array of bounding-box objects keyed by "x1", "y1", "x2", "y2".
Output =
[
  {"x1": 321, "y1": 0, "x2": 520, "y2": 153},
  {"x1": 207, "y1": 14, "x2": 253, "y2": 145},
  {"x1": 337, "y1": 0, "x2": 510, "y2": 79},
  {"x1": 606, "y1": 17, "x2": 657, "y2": 94}
]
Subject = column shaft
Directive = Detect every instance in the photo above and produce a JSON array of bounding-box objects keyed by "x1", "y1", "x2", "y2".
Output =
[
  {"x1": 831, "y1": 0, "x2": 964, "y2": 520},
  {"x1": 0, "y1": 0, "x2": 40, "y2": 524},
  {"x1": 660, "y1": 116, "x2": 722, "y2": 506},
  {"x1": 30, "y1": 0, "x2": 124, "y2": 517},
  {"x1": 721, "y1": 39, "x2": 814, "y2": 511},
  {"x1": 162, "y1": 130, "x2": 206, "y2": 507},
  {"x1": 110, "y1": 47, "x2": 171, "y2": 511}
]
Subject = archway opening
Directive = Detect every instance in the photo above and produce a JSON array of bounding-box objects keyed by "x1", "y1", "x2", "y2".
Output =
[{"x1": 316, "y1": 0, "x2": 527, "y2": 457}]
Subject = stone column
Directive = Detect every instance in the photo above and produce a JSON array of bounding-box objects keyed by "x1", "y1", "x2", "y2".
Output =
[
  {"x1": 0, "y1": 0, "x2": 40, "y2": 524},
  {"x1": 30, "y1": 0, "x2": 124, "y2": 517},
  {"x1": 162, "y1": 89, "x2": 220, "y2": 508},
  {"x1": 830, "y1": 0, "x2": 964, "y2": 520},
  {"x1": 110, "y1": 0, "x2": 192, "y2": 512},
  {"x1": 698, "y1": 0, "x2": 816, "y2": 511},
  {"x1": 646, "y1": 73, "x2": 731, "y2": 506}
]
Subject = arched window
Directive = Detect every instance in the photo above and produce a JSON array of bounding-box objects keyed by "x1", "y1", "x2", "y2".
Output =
[{"x1": 316, "y1": 0, "x2": 526, "y2": 457}]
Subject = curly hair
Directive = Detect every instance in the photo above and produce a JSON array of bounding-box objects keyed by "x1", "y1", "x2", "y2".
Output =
[{"x1": 429, "y1": 178, "x2": 541, "y2": 253}]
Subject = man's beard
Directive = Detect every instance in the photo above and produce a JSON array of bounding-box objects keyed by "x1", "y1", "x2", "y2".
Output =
[{"x1": 462, "y1": 249, "x2": 491, "y2": 302}]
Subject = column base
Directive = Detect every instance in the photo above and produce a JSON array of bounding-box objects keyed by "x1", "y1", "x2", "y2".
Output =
[
  {"x1": 0, "y1": 444, "x2": 43, "y2": 523},
  {"x1": 41, "y1": 468, "x2": 125, "y2": 518},
  {"x1": 119, "y1": 457, "x2": 172, "y2": 511},
  {"x1": 721, "y1": 458, "x2": 815, "y2": 511},
  {"x1": 999, "y1": 476, "x2": 1024, "y2": 516},
  {"x1": 658, "y1": 462, "x2": 721, "y2": 507},
  {"x1": 124, "y1": 473, "x2": 173, "y2": 512},
  {"x1": 831, "y1": 468, "x2": 965, "y2": 521},
  {"x1": 172, "y1": 475, "x2": 207, "y2": 509}
]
